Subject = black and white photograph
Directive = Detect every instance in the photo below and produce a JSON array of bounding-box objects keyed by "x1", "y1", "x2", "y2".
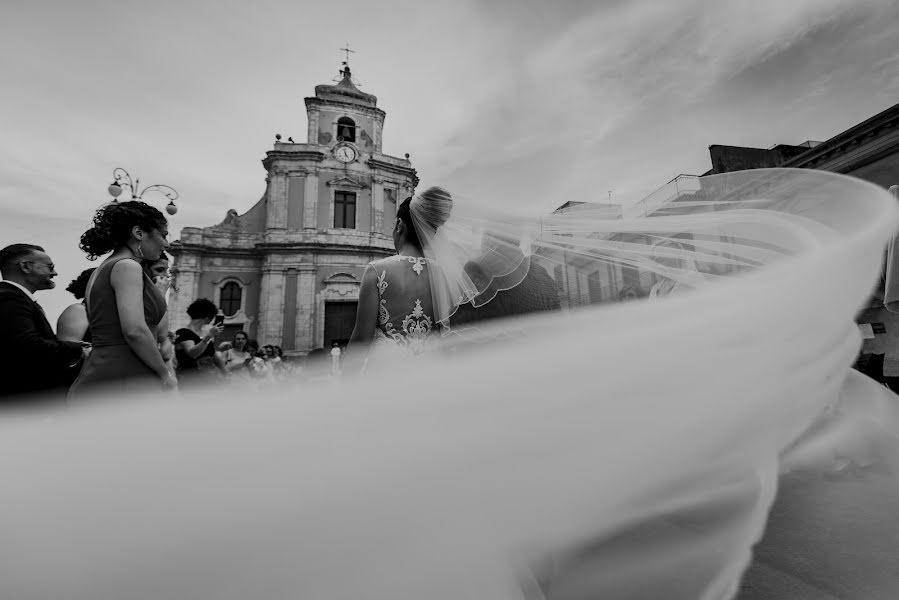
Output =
[{"x1": 1, "y1": 1, "x2": 899, "y2": 598}]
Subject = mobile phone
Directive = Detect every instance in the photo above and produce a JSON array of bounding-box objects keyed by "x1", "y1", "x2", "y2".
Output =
[{"x1": 213, "y1": 314, "x2": 225, "y2": 327}]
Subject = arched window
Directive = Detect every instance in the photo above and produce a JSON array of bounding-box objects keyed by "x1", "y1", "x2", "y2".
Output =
[
  {"x1": 220, "y1": 282, "x2": 243, "y2": 317},
  {"x1": 337, "y1": 117, "x2": 356, "y2": 143}
]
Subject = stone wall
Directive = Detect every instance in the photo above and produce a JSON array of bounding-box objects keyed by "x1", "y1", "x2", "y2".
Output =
[
  {"x1": 708, "y1": 144, "x2": 810, "y2": 174},
  {"x1": 169, "y1": 70, "x2": 417, "y2": 354},
  {"x1": 317, "y1": 109, "x2": 374, "y2": 147}
]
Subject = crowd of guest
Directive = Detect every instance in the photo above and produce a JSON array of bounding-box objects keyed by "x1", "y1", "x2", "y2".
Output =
[
  {"x1": 0, "y1": 200, "x2": 303, "y2": 405},
  {"x1": 169, "y1": 298, "x2": 291, "y2": 386}
]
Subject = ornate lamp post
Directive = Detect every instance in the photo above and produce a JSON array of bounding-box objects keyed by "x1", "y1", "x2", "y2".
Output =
[{"x1": 107, "y1": 167, "x2": 180, "y2": 215}]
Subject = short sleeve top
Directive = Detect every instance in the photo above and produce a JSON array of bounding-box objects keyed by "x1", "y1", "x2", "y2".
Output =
[{"x1": 174, "y1": 328, "x2": 215, "y2": 371}]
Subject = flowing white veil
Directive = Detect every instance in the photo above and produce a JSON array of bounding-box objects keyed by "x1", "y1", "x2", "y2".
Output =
[
  {"x1": 1, "y1": 169, "x2": 898, "y2": 599},
  {"x1": 410, "y1": 170, "x2": 854, "y2": 328}
]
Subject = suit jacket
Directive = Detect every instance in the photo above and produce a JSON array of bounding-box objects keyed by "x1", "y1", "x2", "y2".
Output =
[{"x1": 0, "y1": 282, "x2": 84, "y2": 400}]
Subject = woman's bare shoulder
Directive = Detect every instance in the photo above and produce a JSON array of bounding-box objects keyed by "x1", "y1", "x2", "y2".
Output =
[
  {"x1": 59, "y1": 302, "x2": 86, "y2": 318},
  {"x1": 368, "y1": 256, "x2": 401, "y2": 270}
]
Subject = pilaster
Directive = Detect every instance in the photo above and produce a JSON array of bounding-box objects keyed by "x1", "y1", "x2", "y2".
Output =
[
  {"x1": 372, "y1": 178, "x2": 384, "y2": 234},
  {"x1": 266, "y1": 168, "x2": 289, "y2": 229},
  {"x1": 169, "y1": 253, "x2": 202, "y2": 331},
  {"x1": 304, "y1": 173, "x2": 319, "y2": 230},
  {"x1": 373, "y1": 118, "x2": 383, "y2": 152},
  {"x1": 307, "y1": 107, "x2": 320, "y2": 144},
  {"x1": 257, "y1": 266, "x2": 286, "y2": 345},
  {"x1": 296, "y1": 268, "x2": 317, "y2": 351}
]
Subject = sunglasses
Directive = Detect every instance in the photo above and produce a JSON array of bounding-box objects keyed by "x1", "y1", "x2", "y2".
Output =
[{"x1": 20, "y1": 261, "x2": 55, "y2": 271}]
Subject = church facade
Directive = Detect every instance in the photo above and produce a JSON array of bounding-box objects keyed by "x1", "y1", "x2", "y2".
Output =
[{"x1": 168, "y1": 66, "x2": 418, "y2": 353}]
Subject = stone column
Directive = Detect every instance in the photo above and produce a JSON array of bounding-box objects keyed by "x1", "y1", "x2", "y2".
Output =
[
  {"x1": 266, "y1": 168, "x2": 288, "y2": 229},
  {"x1": 295, "y1": 268, "x2": 317, "y2": 351},
  {"x1": 373, "y1": 118, "x2": 383, "y2": 152},
  {"x1": 257, "y1": 265, "x2": 286, "y2": 345},
  {"x1": 372, "y1": 178, "x2": 384, "y2": 234},
  {"x1": 307, "y1": 107, "x2": 319, "y2": 144},
  {"x1": 169, "y1": 252, "x2": 202, "y2": 331},
  {"x1": 280, "y1": 269, "x2": 299, "y2": 351},
  {"x1": 303, "y1": 173, "x2": 319, "y2": 230}
]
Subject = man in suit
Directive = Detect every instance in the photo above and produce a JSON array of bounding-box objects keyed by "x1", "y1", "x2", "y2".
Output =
[{"x1": 0, "y1": 243, "x2": 86, "y2": 402}]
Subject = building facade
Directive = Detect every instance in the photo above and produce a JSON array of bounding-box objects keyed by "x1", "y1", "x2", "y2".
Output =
[
  {"x1": 550, "y1": 102, "x2": 899, "y2": 308},
  {"x1": 168, "y1": 66, "x2": 418, "y2": 353},
  {"x1": 648, "y1": 102, "x2": 899, "y2": 368}
]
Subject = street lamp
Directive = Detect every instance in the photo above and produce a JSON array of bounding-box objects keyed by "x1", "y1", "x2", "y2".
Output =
[{"x1": 108, "y1": 167, "x2": 179, "y2": 215}]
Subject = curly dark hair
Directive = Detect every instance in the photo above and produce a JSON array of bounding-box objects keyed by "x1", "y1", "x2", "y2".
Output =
[
  {"x1": 186, "y1": 298, "x2": 219, "y2": 320},
  {"x1": 396, "y1": 186, "x2": 452, "y2": 251},
  {"x1": 80, "y1": 200, "x2": 167, "y2": 260},
  {"x1": 65, "y1": 267, "x2": 97, "y2": 300}
]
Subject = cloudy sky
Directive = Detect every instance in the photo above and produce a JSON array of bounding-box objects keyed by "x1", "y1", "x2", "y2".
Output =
[{"x1": 2, "y1": 0, "x2": 899, "y2": 321}]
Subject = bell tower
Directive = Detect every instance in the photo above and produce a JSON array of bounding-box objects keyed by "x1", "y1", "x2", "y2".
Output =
[{"x1": 305, "y1": 64, "x2": 385, "y2": 155}]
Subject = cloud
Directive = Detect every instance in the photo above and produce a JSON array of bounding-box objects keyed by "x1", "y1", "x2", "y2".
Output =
[
  {"x1": 430, "y1": 0, "x2": 897, "y2": 214},
  {"x1": 1, "y1": 0, "x2": 898, "y2": 231}
]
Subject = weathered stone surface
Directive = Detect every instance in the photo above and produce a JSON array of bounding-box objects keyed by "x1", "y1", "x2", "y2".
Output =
[{"x1": 170, "y1": 68, "x2": 417, "y2": 353}]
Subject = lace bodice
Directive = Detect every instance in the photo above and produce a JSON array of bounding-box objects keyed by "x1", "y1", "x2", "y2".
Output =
[{"x1": 370, "y1": 255, "x2": 440, "y2": 355}]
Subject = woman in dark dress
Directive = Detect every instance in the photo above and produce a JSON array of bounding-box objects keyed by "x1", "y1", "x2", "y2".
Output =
[{"x1": 68, "y1": 201, "x2": 176, "y2": 400}]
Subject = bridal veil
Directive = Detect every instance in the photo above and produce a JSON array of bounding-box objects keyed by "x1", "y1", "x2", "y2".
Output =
[{"x1": 1, "y1": 169, "x2": 898, "y2": 599}]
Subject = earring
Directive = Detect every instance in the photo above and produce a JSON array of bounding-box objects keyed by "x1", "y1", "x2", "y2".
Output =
[{"x1": 136, "y1": 241, "x2": 144, "y2": 259}]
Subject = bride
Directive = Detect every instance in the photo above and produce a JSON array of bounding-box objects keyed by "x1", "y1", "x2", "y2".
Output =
[{"x1": 346, "y1": 186, "x2": 452, "y2": 371}]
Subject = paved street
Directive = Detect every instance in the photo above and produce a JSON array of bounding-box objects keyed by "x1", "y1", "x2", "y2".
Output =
[{"x1": 738, "y1": 461, "x2": 899, "y2": 599}]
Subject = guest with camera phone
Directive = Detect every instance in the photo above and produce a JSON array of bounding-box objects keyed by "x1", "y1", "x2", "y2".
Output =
[{"x1": 174, "y1": 299, "x2": 225, "y2": 385}]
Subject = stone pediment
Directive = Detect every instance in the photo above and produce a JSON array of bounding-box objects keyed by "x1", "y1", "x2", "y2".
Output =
[
  {"x1": 211, "y1": 275, "x2": 253, "y2": 286},
  {"x1": 322, "y1": 272, "x2": 360, "y2": 300},
  {"x1": 323, "y1": 272, "x2": 360, "y2": 284},
  {"x1": 326, "y1": 175, "x2": 366, "y2": 189}
]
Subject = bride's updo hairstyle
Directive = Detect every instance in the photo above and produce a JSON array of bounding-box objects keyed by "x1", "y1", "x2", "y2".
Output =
[
  {"x1": 80, "y1": 200, "x2": 167, "y2": 261},
  {"x1": 398, "y1": 186, "x2": 453, "y2": 251}
]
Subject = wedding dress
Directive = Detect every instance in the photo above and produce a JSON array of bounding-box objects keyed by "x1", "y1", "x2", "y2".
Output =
[
  {"x1": 1, "y1": 169, "x2": 898, "y2": 599},
  {"x1": 367, "y1": 254, "x2": 442, "y2": 364}
]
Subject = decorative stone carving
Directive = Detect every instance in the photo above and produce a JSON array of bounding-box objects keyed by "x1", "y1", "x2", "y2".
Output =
[
  {"x1": 211, "y1": 275, "x2": 252, "y2": 286},
  {"x1": 360, "y1": 129, "x2": 374, "y2": 149},
  {"x1": 322, "y1": 272, "x2": 360, "y2": 297},
  {"x1": 326, "y1": 175, "x2": 366, "y2": 189},
  {"x1": 175, "y1": 69, "x2": 417, "y2": 354}
]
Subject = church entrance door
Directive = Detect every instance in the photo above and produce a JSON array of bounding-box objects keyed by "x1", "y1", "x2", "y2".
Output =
[{"x1": 324, "y1": 301, "x2": 357, "y2": 350}]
